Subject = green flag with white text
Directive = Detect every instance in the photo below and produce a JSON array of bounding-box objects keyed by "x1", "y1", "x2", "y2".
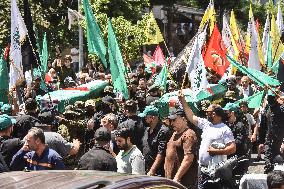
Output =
[
  {"x1": 108, "y1": 19, "x2": 129, "y2": 99},
  {"x1": 83, "y1": 0, "x2": 107, "y2": 68}
]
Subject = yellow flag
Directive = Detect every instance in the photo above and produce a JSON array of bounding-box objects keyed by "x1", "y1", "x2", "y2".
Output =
[
  {"x1": 271, "y1": 14, "x2": 284, "y2": 63},
  {"x1": 199, "y1": 2, "x2": 216, "y2": 34},
  {"x1": 229, "y1": 10, "x2": 240, "y2": 59},
  {"x1": 245, "y1": 4, "x2": 253, "y2": 53},
  {"x1": 257, "y1": 28, "x2": 265, "y2": 67},
  {"x1": 144, "y1": 12, "x2": 164, "y2": 45}
]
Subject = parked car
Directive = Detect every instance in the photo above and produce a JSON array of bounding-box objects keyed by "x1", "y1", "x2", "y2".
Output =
[{"x1": 0, "y1": 170, "x2": 187, "y2": 189}]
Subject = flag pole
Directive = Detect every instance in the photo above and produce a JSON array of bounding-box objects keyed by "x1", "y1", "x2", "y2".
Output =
[
  {"x1": 78, "y1": 0, "x2": 84, "y2": 71},
  {"x1": 162, "y1": 41, "x2": 179, "y2": 86}
]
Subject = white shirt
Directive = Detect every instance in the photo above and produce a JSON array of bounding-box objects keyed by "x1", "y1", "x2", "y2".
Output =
[
  {"x1": 197, "y1": 118, "x2": 235, "y2": 166},
  {"x1": 245, "y1": 113, "x2": 256, "y2": 135},
  {"x1": 70, "y1": 48, "x2": 79, "y2": 63},
  {"x1": 242, "y1": 87, "x2": 250, "y2": 98},
  {"x1": 116, "y1": 145, "x2": 145, "y2": 175}
]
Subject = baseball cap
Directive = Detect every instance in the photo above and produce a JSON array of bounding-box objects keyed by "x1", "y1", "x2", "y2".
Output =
[
  {"x1": 1, "y1": 104, "x2": 12, "y2": 114},
  {"x1": 104, "y1": 86, "x2": 114, "y2": 93},
  {"x1": 227, "y1": 77, "x2": 237, "y2": 86},
  {"x1": 223, "y1": 103, "x2": 238, "y2": 112},
  {"x1": 38, "y1": 111, "x2": 54, "y2": 125},
  {"x1": 224, "y1": 91, "x2": 237, "y2": 101},
  {"x1": 94, "y1": 127, "x2": 111, "y2": 141},
  {"x1": 102, "y1": 96, "x2": 116, "y2": 105},
  {"x1": 34, "y1": 75, "x2": 41, "y2": 81},
  {"x1": 0, "y1": 114, "x2": 16, "y2": 130},
  {"x1": 167, "y1": 108, "x2": 186, "y2": 120},
  {"x1": 138, "y1": 105, "x2": 159, "y2": 117}
]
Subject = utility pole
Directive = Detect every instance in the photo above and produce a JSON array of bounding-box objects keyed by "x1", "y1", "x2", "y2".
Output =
[{"x1": 78, "y1": 0, "x2": 84, "y2": 70}]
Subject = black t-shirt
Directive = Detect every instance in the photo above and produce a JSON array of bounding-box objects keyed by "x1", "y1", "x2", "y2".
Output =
[
  {"x1": 78, "y1": 145, "x2": 117, "y2": 171},
  {"x1": 13, "y1": 113, "x2": 40, "y2": 139},
  {"x1": 0, "y1": 136, "x2": 23, "y2": 167},
  {"x1": 142, "y1": 123, "x2": 171, "y2": 176}
]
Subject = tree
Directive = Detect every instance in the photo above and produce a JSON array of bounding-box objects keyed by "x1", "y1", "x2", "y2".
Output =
[{"x1": 0, "y1": 0, "x2": 150, "y2": 64}]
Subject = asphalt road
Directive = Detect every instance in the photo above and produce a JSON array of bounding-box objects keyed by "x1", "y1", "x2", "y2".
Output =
[{"x1": 247, "y1": 154, "x2": 265, "y2": 174}]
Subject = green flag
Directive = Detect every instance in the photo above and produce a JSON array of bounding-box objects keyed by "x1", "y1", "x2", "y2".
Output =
[
  {"x1": 271, "y1": 60, "x2": 279, "y2": 74},
  {"x1": 154, "y1": 64, "x2": 168, "y2": 92},
  {"x1": 108, "y1": 19, "x2": 129, "y2": 99},
  {"x1": 41, "y1": 32, "x2": 48, "y2": 74},
  {"x1": 83, "y1": 0, "x2": 107, "y2": 68},
  {"x1": 224, "y1": 91, "x2": 265, "y2": 110},
  {"x1": 246, "y1": 91, "x2": 265, "y2": 108},
  {"x1": 226, "y1": 55, "x2": 280, "y2": 87},
  {"x1": 0, "y1": 50, "x2": 9, "y2": 103}
]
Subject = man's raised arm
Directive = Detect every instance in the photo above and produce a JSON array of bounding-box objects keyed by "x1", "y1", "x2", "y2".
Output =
[{"x1": 178, "y1": 90, "x2": 199, "y2": 126}]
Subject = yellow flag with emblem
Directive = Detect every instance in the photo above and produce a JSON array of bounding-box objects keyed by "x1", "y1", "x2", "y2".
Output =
[
  {"x1": 271, "y1": 14, "x2": 284, "y2": 63},
  {"x1": 144, "y1": 12, "x2": 164, "y2": 45}
]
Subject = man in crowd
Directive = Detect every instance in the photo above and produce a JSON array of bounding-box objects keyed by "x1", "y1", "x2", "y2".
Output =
[
  {"x1": 0, "y1": 115, "x2": 23, "y2": 168},
  {"x1": 118, "y1": 100, "x2": 145, "y2": 151},
  {"x1": 139, "y1": 106, "x2": 171, "y2": 176},
  {"x1": 10, "y1": 127, "x2": 65, "y2": 170},
  {"x1": 178, "y1": 90, "x2": 236, "y2": 188},
  {"x1": 115, "y1": 126, "x2": 145, "y2": 175},
  {"x1": 56, "y1": 55, "x2": 76, "y2": 88},
  {"x1": 261, "y1": 93, "x2": 284, "y2": 173},
  {"x1": 165, "y1": 108, "x2": 198, "y2": 189},
  {"x1": 100, "y1": 113, "x2": 119, "y2": 155},
  {"x1": 78, "y1": 127, "x2": 117, "y2": 171},
  {"x1": 13, "y1": 98, "x2": 40, "y2": 139},
  {"x1": 239, "y1": 76, "x2": 254, "y2": 98},
  {"x1": 37, "y1": 111, "x2": 81, "y2": 158},
  {"x1": 267, "y1": 170, "x2": 284, "y2": 189},
  {"x1": 70, "y1": 45, "x2": 79, "y2": 73}
]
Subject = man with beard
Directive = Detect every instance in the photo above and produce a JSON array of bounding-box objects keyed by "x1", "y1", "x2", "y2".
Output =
[
  {"x1": 118, "y1": 100, "x2": 145, "y2": 151},
  {"x1": 139, "y1": 106, "x2": 171, "y2": 176},
  {"x1": 115, "y1": 126, "x2": 145, "y2": 175},
  {"x1": 178, "y1": 90, "x2": 236, "y2": 188},
  {"x1": 10, "y1": 127, "x2": 65, "y2": 171}
]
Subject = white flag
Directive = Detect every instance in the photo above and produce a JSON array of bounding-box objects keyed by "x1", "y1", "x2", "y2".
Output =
[
  {"x1": 186, "y1": 29, "x2": 208, "y2": 96},
  {"x1": 262, "y1": 13, "x2": 270, "y2": 56},
  {"x1": 68, "y1": 8, "x2": 84, "y2": 30},
  {"x1": 277, "y1": 2, "x2": 284, "y2": 35},
  {"x1": 247, "y1": 10, "x2": 261, "y2": 70},
  {"x1": 9, "y1": 0, "x2": 27, "y2": 89},
  {"x1": 222, "y1": 14, "x2": 235, "y2": 57}
]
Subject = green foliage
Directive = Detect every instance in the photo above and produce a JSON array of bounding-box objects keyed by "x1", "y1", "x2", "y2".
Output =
[{"x1": 90, "y1": 0, "x2": 149, "y2": 21}]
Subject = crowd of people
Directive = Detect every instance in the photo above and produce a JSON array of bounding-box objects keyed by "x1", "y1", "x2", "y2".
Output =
[{"x1": 0, "y1": 50, "x2": 284, "y2": 189}]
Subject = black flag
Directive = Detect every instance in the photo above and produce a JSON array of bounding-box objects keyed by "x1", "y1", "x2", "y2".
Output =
[{"x1": 21, "y1": 0, "x2": 40, "y2": 72}]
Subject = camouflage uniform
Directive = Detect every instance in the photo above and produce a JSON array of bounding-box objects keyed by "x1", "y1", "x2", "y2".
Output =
[{"x1": 57, "y1": 104, "x2": 86, "y2": 169}]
